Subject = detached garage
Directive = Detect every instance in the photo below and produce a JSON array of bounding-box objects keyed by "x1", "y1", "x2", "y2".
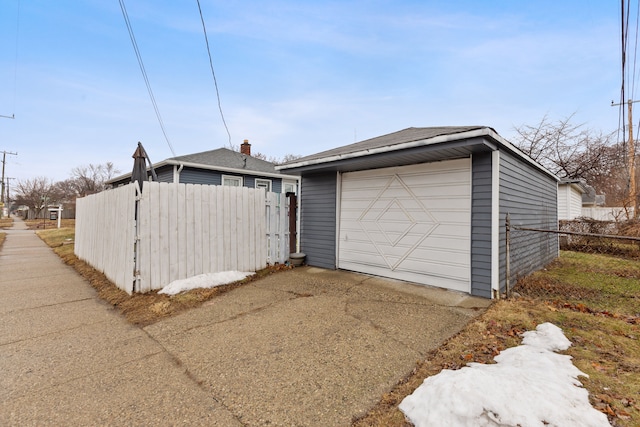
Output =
[{"x1": 278, "y1": 127, "x2": 559, "y2": 298}]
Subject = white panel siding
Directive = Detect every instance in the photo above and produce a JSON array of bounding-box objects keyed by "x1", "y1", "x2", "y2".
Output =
[
  {"x1": 557, "y1": 184, "x2": 583, "y2": 220},
  {"x1": 338, "y1": 159, "x2": 471, "y2": 292}
]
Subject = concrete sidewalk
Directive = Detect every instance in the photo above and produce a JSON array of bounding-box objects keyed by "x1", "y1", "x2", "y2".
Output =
[
  {"x1": 0, "y1": 217, "x2": 241, "y2": 426},
  {"x1": 0, "y1": 217, "x2": 491, "y2": 426}
]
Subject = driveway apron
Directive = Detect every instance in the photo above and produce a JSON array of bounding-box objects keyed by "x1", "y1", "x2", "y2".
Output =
[{"x1": 144, "y1": 269, "x2": 490, "y2": 426}]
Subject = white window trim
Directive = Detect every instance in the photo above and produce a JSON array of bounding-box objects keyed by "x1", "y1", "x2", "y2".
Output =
[
  {"x1": 222, "y1": 175, "x2": 243, "y2": 187},
  {"x1": 282, "y1": 180, "x2": 297, "y2": 194},
  {"x1": 255, "y1": 178, "x2": 272, "y2": 192}
]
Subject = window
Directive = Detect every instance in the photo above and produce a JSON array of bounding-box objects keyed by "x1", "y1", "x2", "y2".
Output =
[
  {"x1": 222, "y1": 175, "x2": 243, "y2": 187},
  {"x1": 255, "y1": 178, "x2": 272, "y2": 193},
  {"x1": 283, "y1": 181, "x2": 297, "y2": 195}
]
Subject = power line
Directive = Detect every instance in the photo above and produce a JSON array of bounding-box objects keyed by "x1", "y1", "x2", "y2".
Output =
[
  {"x1": 10, "y1": 0, "x2": 20, "y2": 116},
  {"x1": 118, "y1": 0, "x2": 176, "y2": 157},
  {"x1": 631, "y1": 0, "x2": 639, "y2": 98},
  {"x1": 1, "y1": 150, "x2": 17, "y2": 208},
  {"x1": 195, "y1": 0, "x2": 232, "y2": 147}
]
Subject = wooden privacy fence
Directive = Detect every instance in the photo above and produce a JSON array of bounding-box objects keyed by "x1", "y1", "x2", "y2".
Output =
[{"x1": 75, "y1": 182, "x2": 290, "y2": 294}]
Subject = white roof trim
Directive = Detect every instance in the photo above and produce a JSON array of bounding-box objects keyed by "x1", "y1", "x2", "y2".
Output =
[
  {"x1": 163, "y1": 160, "x2": 300, "y2": 180},
  {"x1": 108, "y1": 159, "x2": 300, "y2": 184},
  {"x1": 277, "y1": 127, "x2": 559, "y2": 181}
]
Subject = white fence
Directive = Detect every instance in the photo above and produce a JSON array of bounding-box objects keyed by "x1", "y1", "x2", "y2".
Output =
[
  {"x1": 75, "y1": 182, "x2": 290, "y2": 294},
  {"x1": 580, "y1": 207, "x2": 634, "y2": 221},
  {"x1": 75, "y1": 184, "x2": 137, "y2": 291}
]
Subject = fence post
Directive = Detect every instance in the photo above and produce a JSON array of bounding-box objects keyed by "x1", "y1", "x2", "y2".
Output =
[
  {"x1": 287, "y1": 192, "x2": 297, "y2": 254},
  {"x1": 505, "y1": 213, "x2": 511, "y2": 299}
]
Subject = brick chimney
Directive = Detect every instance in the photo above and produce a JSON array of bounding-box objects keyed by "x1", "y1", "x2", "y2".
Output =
[{"x1": 240, "y1": 139, "x2": 251, "y2": 156}]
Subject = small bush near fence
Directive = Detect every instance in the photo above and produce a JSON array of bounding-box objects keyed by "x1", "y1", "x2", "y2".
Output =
[{"x1": 558, "y1": 218, "x2": 640, "y2": 259}]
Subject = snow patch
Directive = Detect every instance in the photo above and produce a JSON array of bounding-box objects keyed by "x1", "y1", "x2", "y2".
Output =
[
  {"x1": 158, "y1": 271, "x2": 254, "y2": 295},
  {"x1": 399, "y1": 322, "x2": 611, "y2": 427}
]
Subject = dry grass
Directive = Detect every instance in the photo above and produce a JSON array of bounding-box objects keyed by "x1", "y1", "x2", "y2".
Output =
[
  {"x1": 25, "y1": 218, "x2": 75, "y2": 230},
  {"x1": 35, "y1": 226, "x2": 292, "y2": 327},
  {"x1": 0, "y1": 217, "x2": 13, "y2": 249},
  {"x1": 353, "y1": 253, "x2": 640, "y2": 427},
  {"x1": 0, "y1": 217, "x2": 13, "y2": 229}
]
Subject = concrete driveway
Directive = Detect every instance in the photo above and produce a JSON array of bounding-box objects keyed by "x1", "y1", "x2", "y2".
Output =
[
  {"x1": 145, "y1": 267, "x2": 490, "y2": 426},
  {"x1": 1, "y1": 217, "x2": 489, "y2": 426}
]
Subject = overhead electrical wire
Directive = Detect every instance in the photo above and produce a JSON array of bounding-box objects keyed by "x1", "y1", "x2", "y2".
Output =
[
  {"x1": 631, "y1": 0, "x2": 639, "y2": 100},
  {"x1": 10, "y1": 0, "x2": 21, "y2": 117},
  {"x1": 618, "y1": 0, "x2": 629, "y2": 147},
  {"x1": 195, "y1": 0, "x2": 232, "y2": 147},
  {"x1": 635, "y1": 0, "x2": 640, "y2": 139},
  {"x1": 118, "y1": 0, "x2": 176, "y2": 157}
]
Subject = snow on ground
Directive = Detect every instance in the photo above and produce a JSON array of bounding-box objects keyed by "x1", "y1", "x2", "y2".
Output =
[
  {"x1": 399, "y1": 323, "x2": 611, "y2": 427},
  {"x1": 158, "y1": 271, "x2": 255, "y2": 295}
]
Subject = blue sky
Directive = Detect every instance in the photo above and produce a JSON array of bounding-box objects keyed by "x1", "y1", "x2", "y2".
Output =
[{"x1": 0, "y1": 1, "x2": 624, "y2": 183}]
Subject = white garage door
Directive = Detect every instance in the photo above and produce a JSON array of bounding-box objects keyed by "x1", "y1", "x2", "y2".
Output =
[{"x1": 338, "y1": 158, "x2": 471, "y2": 292}]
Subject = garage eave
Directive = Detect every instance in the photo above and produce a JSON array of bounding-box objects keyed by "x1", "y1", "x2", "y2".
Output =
[
  {"x1": 280, "y1": 137, "x2": 496, "y2": 174},
  {"x1": 278, "y1": 127, "x2": 558, "y2": 181}
]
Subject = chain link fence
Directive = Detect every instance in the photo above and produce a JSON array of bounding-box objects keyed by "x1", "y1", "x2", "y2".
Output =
[{"x1": 508, "y1": 218, "x2": 640, "y2": 300}]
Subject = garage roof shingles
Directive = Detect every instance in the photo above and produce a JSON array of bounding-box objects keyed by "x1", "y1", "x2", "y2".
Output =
[{"x1": 287, "y1": 126, "x2": 486, "y2": 164}]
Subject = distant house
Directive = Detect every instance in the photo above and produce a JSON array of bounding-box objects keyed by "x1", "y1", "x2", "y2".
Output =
[
  {"x1": 557, "y1": 179, "x2": 586, "y2": 220},
  {"x1": 581, "y1": 185, "x2": 606, "y2": 208},
  {"x1": 108, "y1": 140, "x2": 300, "y2": 194}
]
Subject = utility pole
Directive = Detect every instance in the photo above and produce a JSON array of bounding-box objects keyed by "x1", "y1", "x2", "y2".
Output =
[
  {"x1": 611, "y1": 100, "x2": 639, "y2": 218},
  {"x1": 5, "y1": 177, "x2": 15, "y2": 217},
  {"x1": 1, "y1": 150, "x2": 18, "y2": 204},
  {"x1": 1, "y1": 114, "x2": 16, "y2": 218}
]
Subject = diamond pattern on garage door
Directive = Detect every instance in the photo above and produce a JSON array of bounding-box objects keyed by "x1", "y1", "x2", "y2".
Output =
[{"x1": 357, "y1": 173, "x2": 439, "y2": 271}]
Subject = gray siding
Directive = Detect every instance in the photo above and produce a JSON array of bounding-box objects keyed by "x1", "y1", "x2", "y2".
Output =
[
  {"x1": 178, "y1": 167, "x2": 283, "y2": 192},
  {"x1": 499, "y1": 150, "x2": 558, "y2": 291},
  {"x1": 179, "y1": 168, "x2": 222, "y2": 185},
  {"x1": 156, "y1": 165, "x2": 174, "y2": 183},
  {"x1": 300, "y1": 172, "x2": 337, "y2": 269},
  {"x1": 471, "y1": 152, "x2": 493, "y2": 298}
]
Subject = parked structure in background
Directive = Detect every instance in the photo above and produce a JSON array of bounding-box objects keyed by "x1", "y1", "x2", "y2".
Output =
[
  {"x1": 108, "y1": 140, "x2": 300, "y2": 195},
  {"x1": 557, "y1": 179, "x2": 587, "y2": 221}
]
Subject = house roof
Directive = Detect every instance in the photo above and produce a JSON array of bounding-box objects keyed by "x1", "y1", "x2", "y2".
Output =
[
  {"x1": 170, "y1": 148, "x2": 278, "y2": 174},
  {"x1": 107, "y1": 147, "x2": 299, "y2": 185},
  {"x1": 277, "y1": 126, "x2": 557, "y2": 180},
  {"x1": 559, "y1": 178, "x2": 587, "y2": 194}
]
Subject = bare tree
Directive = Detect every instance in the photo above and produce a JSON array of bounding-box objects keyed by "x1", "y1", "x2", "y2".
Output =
[
  {"x1": 512, "y1": 115, "x2": 631, "y2": 205},
  {"x1": 68, "y1": 162, "x2": 121, "y2": 197},
  {"x1": 512, "y1": 114, "x2": 617, "y2": 179},
  {"x1": 252, "y1": 152, "x2": 302, "y2": 165},
  {"x1": 13, "y1": 177, "x2": 62, "y2": 219}
]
